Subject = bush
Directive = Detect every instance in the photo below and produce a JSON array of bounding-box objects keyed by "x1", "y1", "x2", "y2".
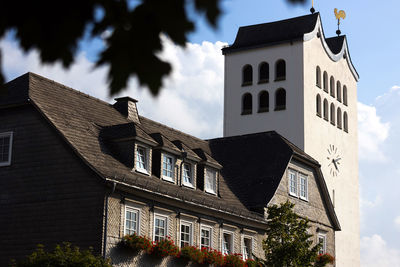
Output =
[
  {"x1": 223, "y1": 253, "x2": 245, "y2": 267},
  {"x1": 179, "y1": 246, "x2": 205, "y2": 263},
  {"x1": 149, "y1": 236, "x2": 179, "y2": 258},
  {"x1": 202, "y1": 247, "x2": 224, "y2": 266},
  {"x1": 11, "y1": 242, "x2": 112, "y2": 267},
  {"x1": 315, "y1": 253, "x2": 335, "y2": 267},
  {"x1": 245, "y1": 258, "x2": 262, "y2": 267},
  {"x1": 120, "y1": 233, "x2": 152, "y2": 253}
]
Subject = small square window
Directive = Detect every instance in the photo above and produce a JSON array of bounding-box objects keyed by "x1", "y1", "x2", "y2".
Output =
[
  {"x1": 205, "y1": 168, "x2": 217, "y2": 194},
  {"x1": 154, "y1": 215, "x2": 168, "y2": 242},
  {"x1": 180, "y1": 221, "x2": 193, "y2": 248},
  {"x1": 136, "y1": 146, "x2": 148, "y2": 173},
  {"x1": 289, "y1": 170, "x2": 297, "y2": 196},
  {"x1": 0, "y1": 132, "x2": 13, "y2": 167},
  {"x1": 162, "y1": 154, "x2": 175, "y2": 182},
  {"x1": 200, "y1": 226, "x2": 212, "y2": 249},
  {"x1": 222, "y1": 232, "x2": 233, "y2": 255},
  {"x1": 125, "y1": 207, "x2": 139, "y2": 235},
  {"x1": 318, "y1": 233, "x2": 327, "y2": 254},
  {"x1": 242, "y1": 237, "x2": 252, "y2": 260},
  {"x1": 182, "y1": 163, "x2": 193, "y2": 187}
]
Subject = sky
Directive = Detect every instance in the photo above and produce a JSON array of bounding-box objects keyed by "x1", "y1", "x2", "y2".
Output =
[{"x1": 1, "y1": 0, "x2": 400, "y2": 266}]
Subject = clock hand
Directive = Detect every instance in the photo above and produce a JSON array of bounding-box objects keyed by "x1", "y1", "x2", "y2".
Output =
[{"x1": 333, "y1": 159, "x2": 338, "y2": 171}]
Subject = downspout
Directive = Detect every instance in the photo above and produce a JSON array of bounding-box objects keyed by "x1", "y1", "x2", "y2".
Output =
[{"x1": 103, "y1": 181, "x2": 116, "y2": 259}]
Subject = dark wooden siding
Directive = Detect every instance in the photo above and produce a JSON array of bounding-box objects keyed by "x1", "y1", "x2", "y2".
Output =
[{"x1": 0, "y1": 105, "x2": 106, "y2": 265}]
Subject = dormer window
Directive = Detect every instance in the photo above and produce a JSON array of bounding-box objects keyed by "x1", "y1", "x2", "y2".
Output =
[
  {"x1": 136, "y1": 146, "x2": 149, "y2": 174},
  {"x1": 162, "y1": 153, "x2": 175, "y2": 182},
  {"x1": 182, "y1": 163, "x2": 193, "y2": 187},
  {"x1": 205, "y1": 168, "x2": 217, "y2": 194}
]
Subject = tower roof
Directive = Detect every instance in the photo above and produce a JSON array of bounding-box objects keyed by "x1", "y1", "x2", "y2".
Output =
[{"x1": 222, "y1": 13, "x2": 319, "y2": 54}]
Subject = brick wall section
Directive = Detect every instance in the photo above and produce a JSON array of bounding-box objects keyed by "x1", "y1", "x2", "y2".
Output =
[{"x1": 0, "y1": 105, "x2": 106, "y2": 265}]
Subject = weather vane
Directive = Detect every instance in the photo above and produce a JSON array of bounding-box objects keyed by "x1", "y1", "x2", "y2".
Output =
[
  {"x1": 334, "y1": 8, "x2": 346, "y2": 36},
  {"x1": 310, "y1": 0, "x2": 315, "y2": 14}
]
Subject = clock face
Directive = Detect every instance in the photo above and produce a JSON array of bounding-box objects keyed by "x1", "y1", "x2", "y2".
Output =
[{"x1": 327, "y1": 144, "x2": 341, "y2": 177}]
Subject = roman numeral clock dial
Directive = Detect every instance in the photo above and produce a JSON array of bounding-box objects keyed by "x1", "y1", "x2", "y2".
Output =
[{"x1": 327, "y1": 144, "x2": 341, "y2": 177}]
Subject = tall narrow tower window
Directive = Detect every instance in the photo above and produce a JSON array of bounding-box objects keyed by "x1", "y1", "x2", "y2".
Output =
[
  {"x1": 275, "y1": 88, "x2": 286, "y2": 111},
  {"x1": 258, "y1": 91, "x2": 269, "y2": 113},
  {"x1": 316, "y1": 66, "x2": 321, "y2": 88},
  {"x1": 343, "y1": 112, "x2": 348, "y2": 132},
  {"x1": 330, "y1": 76, "x2": 335, "y2": 97},
  {"x1": 336, "y1": 81, "x2": 342, "y2": 102},
  {"x1": 323, "y1": 99, "x2": 329, "y2": 121},
  {"x1": 316, "y1": 94, "x2": 321, "y2": 117},
  {"x1": 337, "y1": 108, "x2": 342, "y2": 129},
  {"x1": 242, "y1": 93, "x2": 252, "y2": 115},
  {"x1": 275, "y1": 60, "x2": 286, "y2": 81},
  {"x1": 330, "y1": 103, "x2": 336, "y2": 125},
  {"x1": 343, "y1": 86, "x2": 348, "y2": 106},
  {"x1": 258, "y1": 62, "x2": 269, "y2": 83},
  {"x1": 323, "y1": 71, "x2": 328, "y2": 92},
  {"x1": 242, "y1": 65, "x2": 253, "y2": 86}
]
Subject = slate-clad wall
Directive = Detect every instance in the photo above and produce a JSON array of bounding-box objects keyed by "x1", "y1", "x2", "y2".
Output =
[{"x1": 0, "y1": 105, "x2": 106, "y2": 265}]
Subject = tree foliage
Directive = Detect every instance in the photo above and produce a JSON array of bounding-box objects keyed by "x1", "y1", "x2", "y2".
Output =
[
  {"x1": 11, "y1": 243, "x2": 112, "y2": 267},
  {"x1": 0, "y1": 0, "x2": 305, "y2": 96},
  {"x1": 261, "y1": 201, "x2": 320, "y2": 267}
]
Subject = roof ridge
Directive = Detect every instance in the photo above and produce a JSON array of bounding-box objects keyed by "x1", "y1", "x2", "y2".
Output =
[
  {"x1": 27, "y1": 72, "x2": 113, "y2": 107},
  {"x1": 140, "y1": 116, "x2": 210, "y2": 145},
  {"x1": 239, "y1": 12, "x2": 319, "y2": 29},
  {"x1": 208, "y1": 130, "x2": 278, "y2": 141}
]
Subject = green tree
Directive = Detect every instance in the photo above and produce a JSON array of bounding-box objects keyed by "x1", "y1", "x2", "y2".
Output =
[
  {"x1": 11, "y1": 243, "x2": 112, "y2": 267},
  {"x1": 261, "y1": 201, "x2": 320, "y2": 267},
  {"x1": 0, "y1": 0, "x2": 305, "y2": 96}
]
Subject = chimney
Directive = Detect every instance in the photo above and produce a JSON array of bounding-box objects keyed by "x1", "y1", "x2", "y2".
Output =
[{"x1": 113, "y1": 97, "x2": 140, "y2": 124}]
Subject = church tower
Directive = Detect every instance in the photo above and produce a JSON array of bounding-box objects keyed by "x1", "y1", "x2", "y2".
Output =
[{"x1": 222, "y1": 12, "x2": 360, "y2": 266}]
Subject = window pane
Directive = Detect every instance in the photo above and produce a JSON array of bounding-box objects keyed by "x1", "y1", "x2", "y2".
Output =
[
  {"x1": 183, "y1": 164, "x2": 192, "y2": 185},
  {"x1": 136, "y1": 147, "x2": 147, "y2": 170},
  {"x1": 205, "y1": 169, "x2": 216, "y2": 193},
  {"x1": 162, "y1": 155, "x2": 174, "y2": 179},
  {"x1": 125, "y1": 209, "x2": 138, "y2": 235},
  {"x1": 223, "y1": 233, "x2": 232, "y2": 254},
  {"x1": 201, "y1": 228, "x2": 211, "y2": 248},
  {"x1": 289, "y1": 171, "x2": 297, "y2": 195}
]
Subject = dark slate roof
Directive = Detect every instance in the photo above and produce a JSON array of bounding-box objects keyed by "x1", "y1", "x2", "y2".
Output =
[
  {"x1": 325, "y1": 36, "x2": 345, "y2": 54},
  {"x1": 222, "y1": 13, "x2": 319, "y2": 54}
]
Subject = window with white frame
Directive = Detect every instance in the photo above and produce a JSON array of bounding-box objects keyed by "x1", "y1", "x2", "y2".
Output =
[
  {"x1": 299, "y1": 174, "x2": 308, "y2": 200},
  {"x1": 162, "y1": 154, "x2": 175, "y2": 181},
  {"x1": 154, "y1": 215, "x2": 168, "y2": 242},
  {"x1": 200, "y1": 225, "x2": 212, "y2": 249},
  {"x1": 242, "y1": 237, "x2": 253, "y2": 260},
  {"x1": 289, "y1": 170, "x2": 297, "y2": 196},
  {"x1": 182, "y1": 163, "x2": 193, "y2": 187},
  {"x1": 205, "y1": 168, "x2": 217, "y2": 194},
  {"x1": 0, "y1": 132, "x2": 13, "y2": 167},
  {"x1": 318, "y1": 233, "x2": 327, "y2": 254},
  {"x1": 124, "y1": 207, "x2": 139, "y2": 235},
  {"x1": 222, "y1": 232, "x2": 233, "y2": 255},
  {"x1": 288, "y1": 170, "x2": 308, "y2": 201},
  {"x1": 136, "y1": 146, "x2": 148, "y2": 173},
  {"x1": 180, "y1": 221, "x2": 193, "y2": 248}
]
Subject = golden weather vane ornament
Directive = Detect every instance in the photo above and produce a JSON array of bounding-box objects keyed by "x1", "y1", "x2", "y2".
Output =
[
  {"x1": 310, "y1": 0, "x2": 315, "y2": 14},
  {"x1": 334, "y1": 8, "x2": 346, "y2": 36}
]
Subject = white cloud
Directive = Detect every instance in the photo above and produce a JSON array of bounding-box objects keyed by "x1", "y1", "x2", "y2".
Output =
[
  {"x1": 361, "y1": 235, "x2": 400, "y2": 267},
  {"x1": 1, "y1": 35, "x2": 227, "y2": 139},
  {"x1": 358, "y1": 102, "x2": 390, "y2": 162},
  {"x1": 395, "y1": 216, "x2": 400, "y2": 231}
]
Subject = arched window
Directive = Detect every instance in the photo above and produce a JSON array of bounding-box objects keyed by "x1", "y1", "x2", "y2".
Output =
[
  {"x1": 343, "y1": 112, "x2": 348, "y2": 132},
  {"x1": 242, "y1": 65, "x2": 253, "y2": 85},
  {"x1": 242, "y1": 93, "x2": 252, "y2": 115},
  {"x1": 258, "y1": 91, "x2": 269, "y2": 113},
  {"x1": 343, "y1": 86, "x2": 348, "y2": 106},
  {"x1": 275, "y1": 88, "x2": 286, "y2": 110},
  {"x1": 330, "y1": 103, "x2": 335, "y2": 125},
  {"x1": 316, "y1": 66, "x2": 321, "y2": 88},
  {"x1": 323, "y1": 99, "x2": 329, "y2": 121},
  {"x1": 336, "y1": 81, "x2": 342, "y2": 102},
  {"x1": 330, "y1": 76, "x2": 335, "y2": 97},
  {"x1": 316, "y1": 94, "x2": 321, "y2": 116},
  {"x1": 323, "y1": 71, "x2": 328, "y2": 92},
  {"x1": 337, "y1": 108, "x2": 342, "y2": 129},
  {"x1": 259, "y1": 62, "x2": 269, "y2": 83},
  {"x1": 275, "y1": 60, "x2": 286, "y2": 81}
]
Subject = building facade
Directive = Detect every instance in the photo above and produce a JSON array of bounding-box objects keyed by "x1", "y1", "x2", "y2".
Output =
[
  {"x1": 0, "y1": 73, "x2": 339, "y2": 266},
  {"x1": 222, "y1": 13, "x2": 359, "y2": 266}
]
